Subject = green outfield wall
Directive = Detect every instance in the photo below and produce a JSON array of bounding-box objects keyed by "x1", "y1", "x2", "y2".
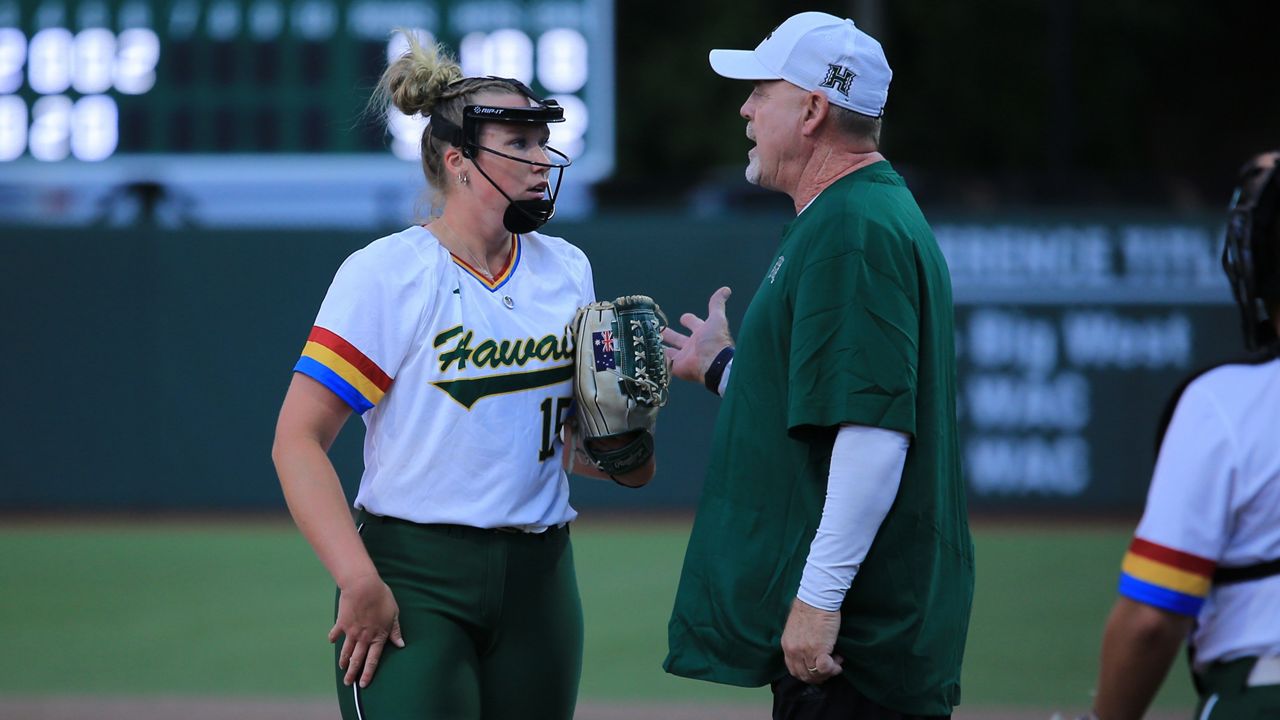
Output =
[{"x1": 0, "y1": 211, "x2": 1239, "y2": 512}]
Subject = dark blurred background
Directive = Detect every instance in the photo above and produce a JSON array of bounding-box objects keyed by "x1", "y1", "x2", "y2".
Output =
[
  {"x1": 1, "y1": 0, "x2": 1274, "y2": 514},
  {"x1": 607, "y1": 0, "x2": 1280, "y2": 212}
]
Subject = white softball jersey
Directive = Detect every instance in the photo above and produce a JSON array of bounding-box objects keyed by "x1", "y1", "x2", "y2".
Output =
[
  {"x1": 294, "y1": 225, "x2": 594, "y2": 530},
  {"x1": 1118, "y1": 357, "x2": 1280, "y2": 668}
]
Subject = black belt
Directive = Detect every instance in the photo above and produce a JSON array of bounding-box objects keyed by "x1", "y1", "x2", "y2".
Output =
[
  {"x1": 360, "y1": 511, "x2": 562, "y2": 537},
  {"x1": 1214, "y1": 557, "x2": 1280, "y2": 585}
]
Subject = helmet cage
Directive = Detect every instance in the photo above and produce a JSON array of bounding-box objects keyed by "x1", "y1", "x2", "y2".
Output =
[
  {"x1": 1222, "y1": 152, "x2": 1280, "y2": 350},
  {"x1": 426, "y1": 77, "x2": 572, "y2": 232}
]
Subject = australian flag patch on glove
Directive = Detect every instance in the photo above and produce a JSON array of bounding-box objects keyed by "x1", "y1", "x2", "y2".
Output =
[{"x1": 593, "y1": 330, "x2": 617, "y2": 371}]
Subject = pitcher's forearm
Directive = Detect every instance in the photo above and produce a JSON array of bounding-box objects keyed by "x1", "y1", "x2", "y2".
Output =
[{"x1": 274, "y1": 436, "x2": 378, "y2": 588}]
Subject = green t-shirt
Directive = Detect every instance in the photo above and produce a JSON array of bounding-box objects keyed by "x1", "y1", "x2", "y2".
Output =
[{"x1": 664, "y1": 162, "x2": 974, "y2": 716}]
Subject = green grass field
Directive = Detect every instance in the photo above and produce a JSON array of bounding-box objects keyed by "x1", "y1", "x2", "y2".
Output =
[{"x1": 0, "y1": 518, "x2": 1196, "y2": 714}]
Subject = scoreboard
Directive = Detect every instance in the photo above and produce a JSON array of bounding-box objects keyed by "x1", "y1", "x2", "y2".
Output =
[{"x1": 0, "y1": 0, "x2": 615, "y2": 185}]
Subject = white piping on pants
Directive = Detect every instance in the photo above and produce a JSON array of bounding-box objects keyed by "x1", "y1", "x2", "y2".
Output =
[
  {"x1": 351, "y1": 521, "x2": 367, "y2": 719},
  {"x1": 1198, "y1": 693, "x2": 1219, "y2": 720}
]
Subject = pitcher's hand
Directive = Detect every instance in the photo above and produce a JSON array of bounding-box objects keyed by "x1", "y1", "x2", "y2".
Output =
[{"x1": 330, "y1": 573, "x2": 405, "y2": 688}]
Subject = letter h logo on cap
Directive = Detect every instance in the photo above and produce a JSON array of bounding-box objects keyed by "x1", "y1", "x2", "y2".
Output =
[
  {"x1": 819, "y1": 64, "x2": 856, "y2": 97},
  {"x1": 708, "y1": 11, "x2": 892, "y2": 118}
]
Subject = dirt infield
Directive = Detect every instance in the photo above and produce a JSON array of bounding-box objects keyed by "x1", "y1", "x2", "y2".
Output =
[{"x1": 0, "y1": 697, "x2": 1188, "y2": 720}]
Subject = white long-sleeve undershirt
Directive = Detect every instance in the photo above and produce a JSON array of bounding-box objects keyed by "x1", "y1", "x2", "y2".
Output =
[
  {"x1": 717, "y1": 358, "x2": 733, "y2": 396},
  {"x1": 716, "y1": 362, "x2": 910, "y2": 611},
  {"x1": 797, "y1": 423, "x2": 909, "y2": 611}
]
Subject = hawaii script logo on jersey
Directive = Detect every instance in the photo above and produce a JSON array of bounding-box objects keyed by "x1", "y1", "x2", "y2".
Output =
[
  {"x1": 430, "y1": 324, "x2": 574, "y2": 409},
  {"x1": 593, "y1": 330, "x2": 617, "y2": 371}
]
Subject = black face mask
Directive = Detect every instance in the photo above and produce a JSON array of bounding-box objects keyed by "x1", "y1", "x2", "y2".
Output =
[
  {"x1": 505, "y1": 198, "x2": 556, "y2": 234},
  {"x1": 427, "y1": 78, "x2": 573, "y2": 234},
  {"x1": 460, "y1": 138, "x2": 571, "y2": 234}
]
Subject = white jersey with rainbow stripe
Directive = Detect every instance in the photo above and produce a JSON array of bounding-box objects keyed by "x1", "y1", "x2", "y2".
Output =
[
  {"x1": 294, "y1": 225, "x2": 594, "y2": 530},
  {"x1": 1119, "y1": 357, "x2": 1280, "y2": 668}
]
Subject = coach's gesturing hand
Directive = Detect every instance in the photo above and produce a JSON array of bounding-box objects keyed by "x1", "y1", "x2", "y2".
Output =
[
  {"x1": 781, "y1": 597, "x2": 844, "y2": 684},
  {"x1": 331, "y1": 572, "x2": 406, "y2": 688},
  {"x1": 661, "y1": 286, "x2": 735, "y2": 384}
]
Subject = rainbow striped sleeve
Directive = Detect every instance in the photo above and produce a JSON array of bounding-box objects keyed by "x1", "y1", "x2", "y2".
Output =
[
  {"x1": 1117, "y1": 537, "x2": 1216, "y2": 616},
  {"x1": 293, "y1": 326, "x2": 393, "y2": 414}
]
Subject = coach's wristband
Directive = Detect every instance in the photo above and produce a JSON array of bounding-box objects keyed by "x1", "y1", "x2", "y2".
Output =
[{"x1": 703, "y1": 346, "x2": 735, "y2": 395}]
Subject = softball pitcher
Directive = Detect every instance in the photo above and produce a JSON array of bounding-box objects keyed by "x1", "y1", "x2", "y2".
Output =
[{"x1": 271, "y1": 35, "x2": 654, "y2": 720}]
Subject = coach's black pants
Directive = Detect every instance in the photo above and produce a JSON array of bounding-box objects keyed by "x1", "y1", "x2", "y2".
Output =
[{"x1": 771, "y1": 675, "x2": 951, "y2": 720}]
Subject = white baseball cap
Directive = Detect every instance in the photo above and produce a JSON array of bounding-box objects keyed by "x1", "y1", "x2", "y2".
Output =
[{"x1": 708, "y1": 11, "x2": 892, "y2": 118}]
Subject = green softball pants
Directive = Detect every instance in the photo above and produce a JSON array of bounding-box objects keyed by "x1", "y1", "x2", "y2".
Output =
[
  {"x1": 336, "y1": 513, "x2": 584, "y2": 720},
  {"x1": 1194, "y1": 656, "x2": 1280, "y2": 720}
]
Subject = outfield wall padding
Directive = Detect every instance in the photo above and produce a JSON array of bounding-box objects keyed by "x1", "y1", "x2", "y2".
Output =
[{"x1": 0, "y1": 212, "x2": 1237, "y2": 512}]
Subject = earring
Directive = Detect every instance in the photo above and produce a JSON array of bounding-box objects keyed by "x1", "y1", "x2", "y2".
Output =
[{"x1": 458, "y1": 172, "x2": 469, "y2": 185}]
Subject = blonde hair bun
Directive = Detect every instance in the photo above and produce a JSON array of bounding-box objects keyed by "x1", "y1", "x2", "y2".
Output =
[{"x1": 379, "y1": 32, "x2": 463, "y2": 118}]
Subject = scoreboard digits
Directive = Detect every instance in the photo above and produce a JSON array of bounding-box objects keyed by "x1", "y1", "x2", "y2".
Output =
[
  {"x1": 1, "y1": 21, "x2": 159, "y2": 161},
  {"x1": 1, "y1": 0, "x2": 613, "y2": 181}
]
